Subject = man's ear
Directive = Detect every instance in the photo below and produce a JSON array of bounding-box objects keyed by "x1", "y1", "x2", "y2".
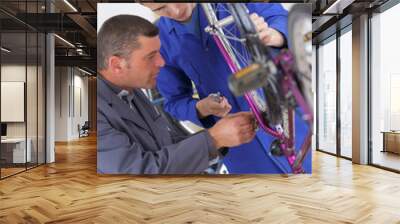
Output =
[{"x1": 108, "y1": 56, "x2": 124, "y2": 75}]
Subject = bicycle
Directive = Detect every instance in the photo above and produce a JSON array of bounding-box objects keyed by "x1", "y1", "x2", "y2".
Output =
[{"x1": 201, "y1": 3, "x2": 313, "y2": 174}]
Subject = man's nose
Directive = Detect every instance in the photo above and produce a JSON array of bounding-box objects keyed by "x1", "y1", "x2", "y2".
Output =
[{"x1": 155, "y1": 53, "x2": 165, "y2": 67}]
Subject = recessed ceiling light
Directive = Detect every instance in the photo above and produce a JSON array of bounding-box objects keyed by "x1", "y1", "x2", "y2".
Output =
[
  {"x1": 77, "y1": 67, "x2": 93, "y2": 76},
  {"x1": 1, "y1": 47, "x2": 11, "y2": 53},
  {"x1": 54, "y1": 34, "x2": 75, "y2": 48},
  {"x1": 63, "y1": 0, "x2": 78, "y2": 12},
  {"x1": 323, "y1": 0, "x2": 355, "y2": 15}
]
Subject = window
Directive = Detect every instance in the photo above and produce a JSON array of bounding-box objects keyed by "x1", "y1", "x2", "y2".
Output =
[
  {"x1": 370, "y1": 2, "x2": 400, "y2": 171},
  {"x1": 317, "y1": 36, "x2": 337, "y2": 154},
  {"x1": 339, "y1": 28, "x2": 352, "y2": 158},
  {"x1": 0, "y1": 1, "x2": 46, "y2": 179}
]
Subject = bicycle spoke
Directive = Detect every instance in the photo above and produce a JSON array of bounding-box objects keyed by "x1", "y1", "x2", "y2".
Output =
[
  {"x1": 212, "y1": 32, "x2": 245, "y2": 43},
  {"x1": 227, "y1": 41, "x2": 250, "y2": 67},
  {"x1": 201, "y1": 3, "x2": 312, "y2": 174}
]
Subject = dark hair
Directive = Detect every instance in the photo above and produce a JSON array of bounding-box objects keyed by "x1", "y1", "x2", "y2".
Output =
[{"x1": 97, "y1": 14, "x2": 159, "y2": 70}]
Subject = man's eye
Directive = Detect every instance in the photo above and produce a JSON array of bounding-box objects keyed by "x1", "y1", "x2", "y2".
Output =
[{"x1": 154, "y1": 7, "x2": 166, "y2": 13}]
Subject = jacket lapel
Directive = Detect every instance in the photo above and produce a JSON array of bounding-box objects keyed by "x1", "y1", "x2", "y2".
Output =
[
  {"x1": 98, "y1": 77, "x2": 150, "y2": 132},
  {"x1": 133, "y1": 90, "x2": 172, "y2": 146},
  {"x1": 132, "y1": 90, "x2": 160, "y2": 120}
]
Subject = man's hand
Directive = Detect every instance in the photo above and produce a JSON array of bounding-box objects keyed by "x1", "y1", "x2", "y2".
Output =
[
  {"x1": 196, "y1": 95, "x2": 232, "y2": 118},
  {"x1": 208, "y1": 112, "x2": 257, "y2": 149},
  {"x1": 250, "y1": 13, "x2": 285, "y2": 48}
]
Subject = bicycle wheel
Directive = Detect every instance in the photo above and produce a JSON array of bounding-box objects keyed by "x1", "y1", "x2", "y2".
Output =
[
  {"x1": 288, "y1": 4, "x2": 313, "y2": 115},
  {"x1": 229, "y1": 3, "x2": 285, "y2": 126},
  {"x1": 201, "y1": 3, "x2": 284, "y2": 128}
]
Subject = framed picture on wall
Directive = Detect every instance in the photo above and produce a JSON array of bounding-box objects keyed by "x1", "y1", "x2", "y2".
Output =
[{"x1": 1, "y1": 81, "x2": 25, "y2": 122}]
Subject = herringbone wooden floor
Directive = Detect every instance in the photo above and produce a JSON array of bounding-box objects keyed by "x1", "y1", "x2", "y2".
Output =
[{"x1": 1, "y1": 135, "x2": 400, "y2": 224}]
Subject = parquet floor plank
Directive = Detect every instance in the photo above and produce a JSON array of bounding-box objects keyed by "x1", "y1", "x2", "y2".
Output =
[{"x1": 0, "y1": 136, "x2": 399, "y2": 223}]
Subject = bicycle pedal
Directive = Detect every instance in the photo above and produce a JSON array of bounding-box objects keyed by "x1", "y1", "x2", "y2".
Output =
[
  {"x1": 270, "y1": 139, "x2": 284, "y2": 156},
  {"x1": 228, "y1": 61, "x2": 276, "y2": 96}
]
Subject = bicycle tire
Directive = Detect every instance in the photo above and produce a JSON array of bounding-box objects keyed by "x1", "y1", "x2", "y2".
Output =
[
  {"x1": 288, "y1": 4, "x2": 313, "y2": 115},
  {"x1": 228, "y1": 3, "x2": 284, "y2": 126}
]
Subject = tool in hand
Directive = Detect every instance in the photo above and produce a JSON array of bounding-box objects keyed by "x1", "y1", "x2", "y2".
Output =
[{"x1": 209, "y1": 92, "x2": 223, "y2": 103}]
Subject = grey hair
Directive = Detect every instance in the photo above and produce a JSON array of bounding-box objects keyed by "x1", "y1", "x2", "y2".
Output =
[{"x1": 97, "y1": 14, "x2": 159, "y2": 71}]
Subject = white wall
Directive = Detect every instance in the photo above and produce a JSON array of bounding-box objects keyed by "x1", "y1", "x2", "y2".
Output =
[
  {"x1": 1, "y1": 65, "x2": 28, "y2": 138},
  {"x1": 1, "y1": 64, "x2": 46, "y2": 163},
  {"x1": 1, "y1": 64, "x2": 25, "y2": 126},
  {"x1": 1, "y1": 82, "x2": 24, "y2": 123},
  {"x1": 97, "y1": 3, "x2": 156, "y2": 31},
  {"x1": 72, "y1": 73, "x2": 89, "y2": 138},
  {"x1": 1, "y1": 65, "x2": 26, "y2": 81},
  {"x1": 54, "y1": 67, "x2": 89, "y2": 141},
  {"x1": 55, "y1": 66, "x2": 68, "y2": 141}
]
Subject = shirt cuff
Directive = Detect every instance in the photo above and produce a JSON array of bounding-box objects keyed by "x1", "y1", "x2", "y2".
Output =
[
  {"x1": 187, "y1": 99, "x2": 203, "y2": 126},
  {"x1": 269, "y1": 24, "x2": 288, "y2": 48},
  {"x1": 203, "y1": 130, "x2": 222, "y2": 161},
  {"x1": 188, "y1": 99, "x2": 215, "y2": 128}
]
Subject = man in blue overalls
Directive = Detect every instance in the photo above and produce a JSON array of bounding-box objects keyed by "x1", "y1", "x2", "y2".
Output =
[{"x1": 143, "y1": 3, "x2": 311, "y2": 174}]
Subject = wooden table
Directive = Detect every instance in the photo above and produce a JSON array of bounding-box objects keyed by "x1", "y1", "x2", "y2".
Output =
[
  {"x1": 382, "y1": 131, "x2": 400, "y2": 154},
  {"x1": 1, "y1": 138, "x2": 32, "y2": 165}
]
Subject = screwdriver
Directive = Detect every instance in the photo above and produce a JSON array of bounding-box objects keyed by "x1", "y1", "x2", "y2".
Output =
[{"x1": 209, "y1": 92, "x2": 223, "y2": 103}]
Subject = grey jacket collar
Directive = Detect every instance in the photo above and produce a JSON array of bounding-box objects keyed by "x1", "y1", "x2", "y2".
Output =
[{"x1": 97, "y1": 76, "x2": 149, "y2": 131}]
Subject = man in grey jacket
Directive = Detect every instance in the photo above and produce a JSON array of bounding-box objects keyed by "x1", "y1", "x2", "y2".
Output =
[{"x1": 97, "y1": 15, "x2": 256, "y2": 174}]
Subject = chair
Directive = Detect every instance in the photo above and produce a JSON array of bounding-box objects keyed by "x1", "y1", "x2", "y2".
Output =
[{"x1": 78, "y1": 121, "x2": 90, "y2": 138}]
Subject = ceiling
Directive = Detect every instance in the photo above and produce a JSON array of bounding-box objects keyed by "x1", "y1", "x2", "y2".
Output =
[
  {"x1": 0, "y1": 0, "x2": 100, "y2": 72},
  {"x1": 0, "y1": 0, "x2": 394, "y2": 72}
]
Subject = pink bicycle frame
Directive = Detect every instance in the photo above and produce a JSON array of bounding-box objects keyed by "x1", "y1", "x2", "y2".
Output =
[{"x1": 213, "y1": 35, "x2": 313, "y2": 174}]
